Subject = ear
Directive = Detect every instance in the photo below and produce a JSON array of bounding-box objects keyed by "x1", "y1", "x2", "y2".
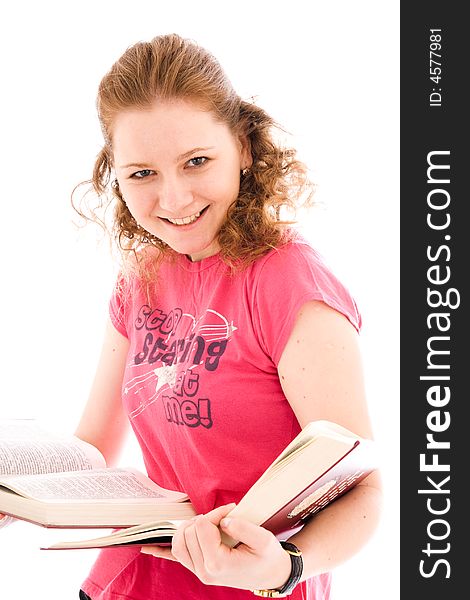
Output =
[{"x1": 238, "y1": 134, "x2": 253, "y2": 170}]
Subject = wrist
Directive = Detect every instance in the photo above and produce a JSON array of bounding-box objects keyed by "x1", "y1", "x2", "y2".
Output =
[
  {"x1": 253, "y1": 541, "x2": 304, "y2": 598},
  {"x1": 269, "y1": 544, "x2": 292, "y2": 589}
]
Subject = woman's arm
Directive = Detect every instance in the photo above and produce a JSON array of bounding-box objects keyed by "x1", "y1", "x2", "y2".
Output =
[
  {"x1": 74, "y1": 318, "x2": 131, "y2": 466},
  {"x1": 145, "y1": 300, "x2": 382, "y2": 591},
  {"x1": 0, "y1": 320, "x2": 130, "y2": 527},
  {"x1": 277, "y1": 300, "x2": 383, "y2": 579}
]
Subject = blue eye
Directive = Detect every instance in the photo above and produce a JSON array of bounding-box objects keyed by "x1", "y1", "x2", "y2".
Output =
[
  {"x1": 187, "y1": 156, "x2": 207, "y2": 167},
  {"x1": 132, "y1": 169, "x2": 154, "y2": 179}
]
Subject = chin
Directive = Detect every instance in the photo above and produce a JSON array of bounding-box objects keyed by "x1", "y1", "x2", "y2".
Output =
[{"x1": 172, "y1": 239, "x2": 218, "y2": 260}]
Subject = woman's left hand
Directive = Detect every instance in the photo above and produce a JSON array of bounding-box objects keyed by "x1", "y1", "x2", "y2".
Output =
[{"x1": 141, "y1": 503, "x2": 292, "y2": 591}]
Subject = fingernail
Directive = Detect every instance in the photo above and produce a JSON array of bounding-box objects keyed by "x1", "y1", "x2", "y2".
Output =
[{"x1": 221, "y1": 517, "x2": 231, "y2": 528}]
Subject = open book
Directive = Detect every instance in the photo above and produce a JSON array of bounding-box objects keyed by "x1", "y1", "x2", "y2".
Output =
[
  {"x1": 44, "y1": 420, "x2": 378, "y2": 550},
  {"x1": 0, "y1": 420, "x2": 195, "y2": 528}
]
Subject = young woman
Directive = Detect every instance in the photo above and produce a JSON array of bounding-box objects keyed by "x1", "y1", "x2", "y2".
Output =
[{"x1": 66, "y1": 32, "x2": 380, "y2": 599}]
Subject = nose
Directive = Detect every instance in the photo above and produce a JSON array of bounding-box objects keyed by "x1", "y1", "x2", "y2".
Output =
[{"x1": 157, "y1": 174, "x2": 193, "y2": 215}]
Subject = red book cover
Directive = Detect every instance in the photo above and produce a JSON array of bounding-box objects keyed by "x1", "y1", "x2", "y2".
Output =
[
  {"x1": 261, "y1": 440, "x2": 374, "y2": 540},
  {"x1": 220, "y1": 425, "x2": 378, "y2": 548}
]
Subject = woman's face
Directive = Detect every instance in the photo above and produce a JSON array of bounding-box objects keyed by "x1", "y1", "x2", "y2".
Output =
[{"x1": 112, "y1": 99, "x2": 251, "y2": 262}]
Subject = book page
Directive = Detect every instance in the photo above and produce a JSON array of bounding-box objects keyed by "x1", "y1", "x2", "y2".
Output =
[
  {"x1": 44, "y1": 520, "x2": 184, "y2": 549},
  {"x1": 275, "y1": 421, "x2": 359, "y2": 465},
  {"x1": 252, "y1": 420, "x2": 358, "y2": 488},
  {"x1": 0, "y1": 419, "x2": 106, "y2": 476},
  {"x1": 0, "y1": 467, "x2": 188, "y2": 503}
]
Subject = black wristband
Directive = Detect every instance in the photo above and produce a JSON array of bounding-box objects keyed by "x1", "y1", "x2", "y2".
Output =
[
  {"x1": 253, "y1": 541, "x2": 303, "y2": 597},
  {"x1": 276, "y1": 541, "x2": 303, "y2": 595}
]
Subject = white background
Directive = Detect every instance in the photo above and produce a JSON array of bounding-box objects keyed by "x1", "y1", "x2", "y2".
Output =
[{"x1": 0, "y1": 1, "x2": 399, "y2": 598}]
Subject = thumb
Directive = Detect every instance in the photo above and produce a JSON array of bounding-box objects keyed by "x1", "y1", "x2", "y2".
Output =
[
  {"x1": 202, "y1": 502, "x2": 237, "y2": 525},
  {"x1": 220, "y1": 516, "x2": 273, "y2": 551}
]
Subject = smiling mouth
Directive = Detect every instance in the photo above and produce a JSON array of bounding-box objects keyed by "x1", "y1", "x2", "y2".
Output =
[{"x1": 163, "y1": 205, "x2": 209, "y2": 226}]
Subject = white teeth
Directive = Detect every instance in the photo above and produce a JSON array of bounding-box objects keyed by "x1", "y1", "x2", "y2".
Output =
[{"x1": 166, "y1": 210, "x2": 201, "y2": 225}]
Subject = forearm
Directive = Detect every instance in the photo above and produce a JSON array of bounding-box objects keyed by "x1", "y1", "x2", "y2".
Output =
[
  {"x1": 288, "y1": 476, "x2": 383, "y2": 580},
  {"x1": 74, "y1": 319, "x2": 130, "y2": 466}
]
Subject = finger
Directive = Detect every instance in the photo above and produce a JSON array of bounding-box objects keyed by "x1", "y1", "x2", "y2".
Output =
[
  {"x1": 182, "y1": 515, "x2": 210, "y2": 574},
  {"x1": 172, "y1": 507, "x2": 236, "y2": 575},
  {"x1": 193, "y1": 513, "x2": 231, "y2": 574},
  {"x1": 0, "y1": 514, "x2": 14, "y2": 529},
  {"x1": 140, "y1": 544, "x2": 176, "y2": 561},
  {"x1": 219, "y1": 516, "x2": 274, "y2": 553},
  {"x1": 172, "y1": 519, "x2": 199, "y2": 571},
  {"x1": 200, "y1": 503, "x2": 237, "y2": 525}
]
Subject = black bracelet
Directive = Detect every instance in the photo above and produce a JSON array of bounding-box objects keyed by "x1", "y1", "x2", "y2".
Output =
[
  {"x1": 277, "y1": 541, "x2": 303, "y2": 595},
  {"x1": 252, "y1": 541, "x2": 303, "y2": 597}
]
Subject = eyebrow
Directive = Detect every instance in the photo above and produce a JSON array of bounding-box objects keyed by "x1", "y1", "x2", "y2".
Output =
[
  {"x1": 118, "y1": 147, "x2": 216, "y2": 170},
  {"x1": 177, "y1": 146, "x2": 215, "y2": 161}
]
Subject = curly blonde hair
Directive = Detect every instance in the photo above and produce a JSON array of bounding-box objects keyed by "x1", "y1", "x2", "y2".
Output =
[{"x1": 73, "y1": 33, "x2": 314, "y2": 278}]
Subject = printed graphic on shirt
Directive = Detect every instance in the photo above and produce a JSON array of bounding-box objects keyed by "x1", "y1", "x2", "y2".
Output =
[{"x1": 124, "y1": 305, "x2": 237, "y2": 429}]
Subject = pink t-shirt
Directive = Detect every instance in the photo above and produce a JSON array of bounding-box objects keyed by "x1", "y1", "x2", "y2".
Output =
[{"x1": 81, "y1": 235, "x2": 361, "y2": 600}]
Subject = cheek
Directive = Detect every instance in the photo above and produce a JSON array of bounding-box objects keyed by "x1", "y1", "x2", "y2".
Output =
[
  {"x1": 203, "y1": 171, "x2": 240, "y2": 207},
  {"x1": 121, "y1": 188, "x2": 153, "y2": 216}
]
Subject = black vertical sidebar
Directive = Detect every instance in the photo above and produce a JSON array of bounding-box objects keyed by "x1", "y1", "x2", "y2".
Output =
[{"x1": 401, "y1": 3, "x2": 466, "y2": 598}]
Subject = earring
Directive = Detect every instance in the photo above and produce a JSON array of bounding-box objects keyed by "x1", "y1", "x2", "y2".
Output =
[{"x1": 241, "y1": 168, "x2": 249, "y2": 176}]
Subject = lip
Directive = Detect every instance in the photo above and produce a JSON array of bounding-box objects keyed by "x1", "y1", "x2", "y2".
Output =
[{"x1": 159, "y1": 205, "x2": 209, "y2": 230}]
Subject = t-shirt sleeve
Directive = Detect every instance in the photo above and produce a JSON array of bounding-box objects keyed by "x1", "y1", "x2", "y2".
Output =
[
  {"x1": 109, "y1": 275, "x2": 129, "y2": 338},
  {"x1": 253, "y1": 241, "x2": 362, "y2": 366}
]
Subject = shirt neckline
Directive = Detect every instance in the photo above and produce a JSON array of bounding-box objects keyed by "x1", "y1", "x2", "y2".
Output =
[{"x1": 177, "y1": 251, "x2": 223, "y2": 272}]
